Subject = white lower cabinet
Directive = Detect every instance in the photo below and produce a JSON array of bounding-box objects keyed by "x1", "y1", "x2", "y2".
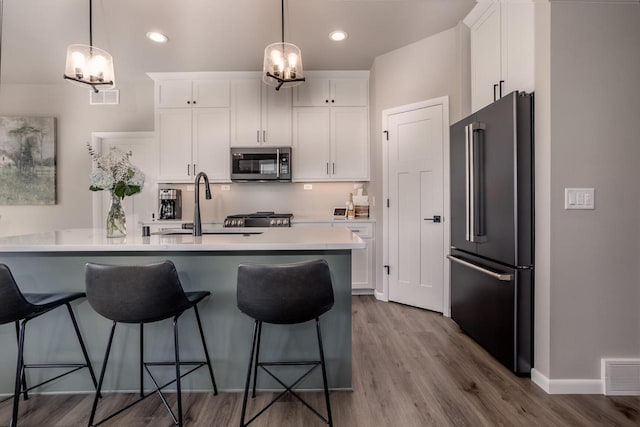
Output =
[{"x1": 293, "y1": 221, "x2": 374, "y2": 290}]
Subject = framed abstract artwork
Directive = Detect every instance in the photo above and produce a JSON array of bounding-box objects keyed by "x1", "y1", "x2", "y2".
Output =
[{"x1": 0, "y1": 116, "x2": 57, "y2": 205}]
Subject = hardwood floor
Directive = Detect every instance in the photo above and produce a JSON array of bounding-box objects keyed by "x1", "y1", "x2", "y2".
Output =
[{"x1": 1, "y1": 296, "x2": 639, "y2": 426}]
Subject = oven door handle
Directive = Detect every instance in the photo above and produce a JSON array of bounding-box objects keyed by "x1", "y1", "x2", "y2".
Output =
[{"x1": 276, "y1": 148, "x2": 280, "y2": 178}]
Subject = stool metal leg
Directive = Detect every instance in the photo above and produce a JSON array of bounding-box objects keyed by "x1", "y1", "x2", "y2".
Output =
[
  {"x1": 88, "y1": 321, "x2": 117, "y2": 427},
  {"x1": 15, "y1": 321, "x2": 28, "y2": 401},
  {"x1": 11, "y1": 320, "x2": 26, "y2": 427},
  {"x1": 316, "y1": 318, "x2": 333, "y2": 427},
  {"x1": 193, "y1": 305, "x2": 218, "y2": 395},
  {"x1": 139, "y1": 323, "x2": 144, "y2": 397},
  {"x1": 65, "y1": 303, "x2": 100, "y2": 395},
  {"x1": 240, "y1": 320, "x2": 259, "y2": 427},
  {"x1": 251, "y1": 321, "x2": 262, "y2": 398},
  {"x1": 173, "y1": 316, "x2": 183, "y2": 427}
]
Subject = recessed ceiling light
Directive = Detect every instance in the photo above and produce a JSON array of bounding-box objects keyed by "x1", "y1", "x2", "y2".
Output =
[
  {"x1": 329, "y1": 30, "x2": 348, "y2": 42},
  {"x1": 146, "y1": 32, "x2": 169, "y2": 43}
]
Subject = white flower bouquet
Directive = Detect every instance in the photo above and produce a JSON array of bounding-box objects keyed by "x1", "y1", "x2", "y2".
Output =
[{"x1": 87, "y1": 144, "x2": 145, "y2": 198}]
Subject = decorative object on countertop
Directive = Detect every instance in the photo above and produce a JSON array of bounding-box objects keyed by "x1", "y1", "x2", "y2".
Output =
[
  {"x1": 0, "y1": 116, "x2": 57, "y2": 206},
  {"x1": 87, "y1": 144, "x2": 144, "y2": 238},
  {"x1": 63, "y1": 0, "x2": 115, "y2": 93},
  {"x1": 347, "y1": 193, "x2": 355, "y2": 219},
  {"x1": 353, "y1": 188, "x2": 370, "y2": 218},
  {"x1": 262, "y1": 0, "x2": 305, "y2": 90}
]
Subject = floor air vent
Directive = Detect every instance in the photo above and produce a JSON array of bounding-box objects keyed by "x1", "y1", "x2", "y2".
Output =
[
  {"x1": 602, "y1": 359, "x2": 640, "y2": 395},
  {"x1": 89, "y1": 89, "x2": 120, "y2": 105}
]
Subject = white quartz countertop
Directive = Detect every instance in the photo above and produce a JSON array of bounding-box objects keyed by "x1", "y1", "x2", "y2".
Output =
[{"x1": 0, "y1": 227, "x2": 365, "y2": 253}]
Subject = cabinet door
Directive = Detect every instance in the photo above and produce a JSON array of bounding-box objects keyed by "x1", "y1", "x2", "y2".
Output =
[
  {"x1": 331, "y1": 107, "x2": 369, "y2": 180},
  {"x1": 292, "y1": 79, "x2": 330, "y2": 106},
  {"x1": 193, "y1": 80, "x2": 230, "y2": 108},
  {"x1": 158, "y1": 109, "x2": 192, "y2": 181},
  {"x1": 502, "y1": 2, "x2": 534, "y2": 95},
  {"x1": 332, "y1": 79, "x2": 368, "y2": 106},
  {"x1": 262, "y1": 85, "x2": 292, "y2": 146},
  {"x1": 352, "y1": 239, "x2": 373, "y2": 289},
  {"x1": 292, "y1": 108, "x2": 331, "y2": 180},
  {"x1": 470, "y1": 3, "x2": 501, "y2": 112},
  {"x1": 231, "y1": 79, "x2": 262, "y2": 146},
  {"x1": 193, "y1": 108, "x2": 230, "y2": 182},
  {"x1": 157, "y1": 80, "x2": 192, "y2": 108}
]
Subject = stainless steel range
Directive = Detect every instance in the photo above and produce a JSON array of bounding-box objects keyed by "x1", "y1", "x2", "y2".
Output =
[{"x1": 223, "y1": 212, "x2": 293, "y2": 228}]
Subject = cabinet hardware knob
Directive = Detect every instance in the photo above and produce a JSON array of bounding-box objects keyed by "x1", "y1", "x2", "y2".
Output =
[
  {"x1": 493, "y1": 84, "x2": 498, "y2": 102},
  {"x1": 193, "y1": 100, "x2": 197, "y2": 105},
  {"x1": 499, "y1": 80, "x2": 504, "y2": 98},
  {"x1": 187, "y1": 101, "x2": 191, "y2": 104},
  {"x1": 331, "y1": 100, "x2": 335, "y2": 103},
  {"x1": 325, "y1": 100, "x2": 329, "y2": 103}
]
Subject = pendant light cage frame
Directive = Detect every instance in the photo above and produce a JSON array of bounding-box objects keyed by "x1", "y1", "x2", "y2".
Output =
[
  {"x1": 262, "y1": 0, "x2": 305, "y2": 90},
  {"x1": 63, "y1": 0, "x2": 114, "y2": 93}
]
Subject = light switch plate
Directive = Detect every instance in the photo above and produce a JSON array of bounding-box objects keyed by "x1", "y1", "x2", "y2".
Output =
[{"x1": 565, "y1": 188, "x2": 595, "y2": 210}]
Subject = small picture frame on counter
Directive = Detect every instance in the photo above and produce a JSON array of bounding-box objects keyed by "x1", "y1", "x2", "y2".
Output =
[{"x1": 332, "y1": 207, "x2": 347, "y2": 220}]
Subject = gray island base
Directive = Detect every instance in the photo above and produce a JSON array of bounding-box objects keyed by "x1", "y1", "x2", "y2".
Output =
[{"x1": 0, "y1": 227, "x2": 362, "y2": 394}]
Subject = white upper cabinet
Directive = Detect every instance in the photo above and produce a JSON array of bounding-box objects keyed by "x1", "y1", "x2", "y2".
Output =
[
  {"x1": 293, "y1": 78, "x2": 368, "y2": 107},
  {"x1": 149, "y1": 73, "x2": 232, "y2": 183},
  {"x1": 466, "y1": 0, "x2": 534, "y2": 112},
  {"x1": 292, "y1": 106, "x2": 369, "y2": 181},
  {"x1": 231, "y1": 78, "x2": 292, "y2": 146},
  {"x1": 291, "y1": 71, "x2": 370, "y2": 182},
  {"x1": 156, "y1": 78, "x2": 230, "y2": 108}
]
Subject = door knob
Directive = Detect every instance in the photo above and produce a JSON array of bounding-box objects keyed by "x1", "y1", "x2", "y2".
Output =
[{"x1": 424, "y1": 215, "x2": 442, "y2": 223}]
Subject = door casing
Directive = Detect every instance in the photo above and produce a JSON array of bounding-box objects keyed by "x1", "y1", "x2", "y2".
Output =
[{"x1": 380, "y1": 97, "x2": 451, "y2": 316}]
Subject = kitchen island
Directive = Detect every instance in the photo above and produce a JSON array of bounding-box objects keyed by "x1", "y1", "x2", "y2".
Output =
[{"x1": 0, "y1": 227, "x2": 363, "y2": 394}]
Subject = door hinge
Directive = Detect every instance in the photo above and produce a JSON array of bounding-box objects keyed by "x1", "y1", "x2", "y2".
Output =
[
  {"x1": 384, "y1": 265, "x2": 390, "y2": 275},
  {"x1": 383, "y1": 130, "x2": 389, "y2": 141},
  {"x1": 386, "y1": 198, "x2": 390, "y2": 208}
]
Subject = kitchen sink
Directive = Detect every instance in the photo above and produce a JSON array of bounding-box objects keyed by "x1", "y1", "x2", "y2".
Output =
[{"x1": 154, "y1": 230, "x2": 263, "y2": 236}]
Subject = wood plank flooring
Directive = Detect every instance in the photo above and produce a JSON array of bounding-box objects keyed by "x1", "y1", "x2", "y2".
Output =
[{"x1": 1, "y1": 296, "x2": 639, "y2": 426}]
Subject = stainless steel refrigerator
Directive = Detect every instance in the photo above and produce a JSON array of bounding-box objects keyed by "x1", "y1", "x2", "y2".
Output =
[{"x1": 448, "y1": 91, "x2": 534, "y2": 375}]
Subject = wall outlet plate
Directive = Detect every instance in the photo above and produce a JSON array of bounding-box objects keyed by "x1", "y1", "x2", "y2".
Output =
[
  {"x1": 220, "y1": 185, "x2": 231, "y2": 191},
  {"x1": 303, "y1": 184, "x2": 313, "y2": 190}
]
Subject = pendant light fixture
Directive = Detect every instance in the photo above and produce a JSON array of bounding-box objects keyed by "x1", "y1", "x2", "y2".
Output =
[
  {"x1": 262, "y1": 0, "x2": 305, "y2": 91},
  {"x1": 63, "y1": 0, "x2": 114, "y2": 93}
]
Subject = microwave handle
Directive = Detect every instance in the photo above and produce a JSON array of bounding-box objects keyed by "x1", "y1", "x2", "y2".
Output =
[{"x1": 276, "y1": 148, "x2": 280, "y2": 178}]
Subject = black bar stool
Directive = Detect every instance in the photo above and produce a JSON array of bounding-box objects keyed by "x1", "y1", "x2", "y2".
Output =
[
  {"x1": 84, "y1": 260, "x2": 218, "y2": 427},
  {"x1": 0, "y1": 263, "x2": 99, "y2": 427},
  {"x1": 237, "y1": 259, "x2": 334, "y2": 427}
]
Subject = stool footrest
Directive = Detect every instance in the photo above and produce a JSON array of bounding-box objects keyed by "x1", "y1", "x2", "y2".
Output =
[
  {"x1": 144, "y1": 361, "x2": 207, "y2": 367},
  {"x1": 259, "y1": 360, "x2": 321, "y2": 367}
]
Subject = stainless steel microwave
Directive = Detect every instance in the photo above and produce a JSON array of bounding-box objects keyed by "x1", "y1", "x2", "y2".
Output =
[{"x1": 230, "y1": 147, "x2": 291, "y2": 182}]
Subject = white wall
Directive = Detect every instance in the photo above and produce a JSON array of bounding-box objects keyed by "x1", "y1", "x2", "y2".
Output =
[
  {"x1": 369, "y1": 23, "x2": 470, "y2": 294},
  {"x1": 0, "y1": 82, "x2": 154, "y2": 236},
  {"x1": 535, "y1": 0, "x2": 640, "y2": 381}
]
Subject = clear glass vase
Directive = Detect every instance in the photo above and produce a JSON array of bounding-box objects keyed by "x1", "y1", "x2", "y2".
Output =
[{"x1": 106, "y1": 191, "x2": 126, "y2": 238}]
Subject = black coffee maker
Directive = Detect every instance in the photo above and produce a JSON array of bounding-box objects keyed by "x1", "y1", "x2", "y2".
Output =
[{"x1": 159, "y1": 189, "x2": 182, "y2": 220}]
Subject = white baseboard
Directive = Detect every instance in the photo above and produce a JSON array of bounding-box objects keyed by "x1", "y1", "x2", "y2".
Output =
[
  {"x1": 531, "y1": 369, "x2": 603, "y2": 394},
  {"x1": 352, "y1": 288, "x2": 374, "y2": 296},
  {"x1": 374, "y1": 290, "x2": 388, "y2": 302}
]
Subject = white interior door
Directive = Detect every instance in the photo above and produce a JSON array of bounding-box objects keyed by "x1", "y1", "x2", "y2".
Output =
[{"x1": 387, "y1": 104, "x2": 445, "y2": 312}]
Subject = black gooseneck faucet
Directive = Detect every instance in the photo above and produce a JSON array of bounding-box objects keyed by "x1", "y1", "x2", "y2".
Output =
[{"x1": 193, "y1": 172, "x2": 212, "y2": 236}]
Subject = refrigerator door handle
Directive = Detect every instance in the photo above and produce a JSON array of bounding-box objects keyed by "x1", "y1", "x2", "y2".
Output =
[
  {"x1": 447, "y1": 255, "x2": 513, "y2": 281},
  {"x1": 469, "y1": 122, "x2": 486, "y2": 243},
  {"x1": 465, "y1": 124, "x2": 470, "y2": 241}
]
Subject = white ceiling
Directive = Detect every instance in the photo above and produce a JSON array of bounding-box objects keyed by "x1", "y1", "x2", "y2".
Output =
[{"x1": 1, "y1": 0, "x2": 475, "y2": 84}]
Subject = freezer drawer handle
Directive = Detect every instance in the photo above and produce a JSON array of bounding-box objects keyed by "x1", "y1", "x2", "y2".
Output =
[{"x1": 447, "y1": 255, "x2": 513, "y2": 281}]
